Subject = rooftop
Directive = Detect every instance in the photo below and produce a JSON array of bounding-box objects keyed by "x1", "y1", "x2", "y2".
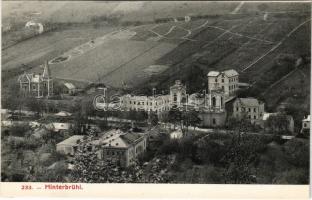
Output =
[
  {"x1": 64, "y1": 82, "x2": 76, "y2": 90},
  {"x1": 98, "y1": 129, "x2": 145, "y2": 148},
  {"x1": 207, "y1": 69, "x2": 239, "y2": 77},
  {"x1": 223, "y1": 69, "x2": 239, "y2": 77},
  {"x1": 207, "y1": 71, "x2": 220, "y2": 77},
  {"x1": 236, "y1": 97, "x2": 262, "y2": 107},
  {"x1": 57, "y1": 135, "x2": 84, "y2": 146},
  {"x1": 303, "y1": 115, "x2": 310, "y2": 122}
]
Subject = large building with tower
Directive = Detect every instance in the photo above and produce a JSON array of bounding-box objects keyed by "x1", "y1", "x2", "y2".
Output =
[
  {"x1": 18, "y1": 61, "x2": 53, "y2": 98},
  {"x1": 93, "y1": 69, "x2": 246, "y2": 127},
  {"x1": 207, "y1": 69, "x2": 239, "y2": 98},
  {"x1": 118, "y1": 70, "x2": 234, "y2": 127}
]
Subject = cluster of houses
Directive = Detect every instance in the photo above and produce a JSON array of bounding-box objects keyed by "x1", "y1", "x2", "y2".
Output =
[{"x1": 14, "y1": 62, "x2": 310, "y2": 168}]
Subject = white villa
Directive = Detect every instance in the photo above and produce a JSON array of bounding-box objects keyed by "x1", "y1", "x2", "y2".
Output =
[
  {"x1": 207, "y1": 69, "x2": 239, "y2": 97},
  {"x1": 18, "y1": 61, "x2": 53, "y2": 98}
]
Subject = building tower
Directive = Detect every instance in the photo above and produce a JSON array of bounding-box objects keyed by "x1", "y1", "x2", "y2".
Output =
[
  {"x1": 42, "y1": 61, "x2": 53, "y2": 97},
  {"x1": 169, "y1": 80, "x2": 186, "y2": 107}
]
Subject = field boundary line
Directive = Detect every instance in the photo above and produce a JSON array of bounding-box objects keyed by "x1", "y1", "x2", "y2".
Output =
[
  {"x1": 241, "y1": 18, "x2": 311, "y2": 72},
  {"x1": 99, "y1": 43, "x2": 162, "y2": 81},
  {"x1": 262, "y1": 68, "x2": 299, "y2": 95},
  {"x1": 206, "y1": 25, "x2": 274, "y2": 43}
]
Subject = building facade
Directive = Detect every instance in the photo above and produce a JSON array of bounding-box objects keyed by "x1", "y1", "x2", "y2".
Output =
[
  {"x1": 95, "y1": 129, "x2": 147, "y2": 167},
  {"x1": 301, "y1": 115, "x2": 310, "y2": 135},
  {"x1": 207, "y1": 69, "x2": 239, "y2": 98},
  {"x1": 56, "y1": 135, "x2": 84, "y2": 155},
  {"x1": 232, "y1": 97, "x2": 265, "y2": 124},
  {"x1": 18, "y1": 61, "x2": 53, "y2": 98},
  {"x1": 120, "y1": 79, "x2": 226, "y2": 114}
]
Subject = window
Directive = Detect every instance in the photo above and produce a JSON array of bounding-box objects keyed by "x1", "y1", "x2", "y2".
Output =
[
  {"x1": 236, "y1": 107, "x2": 239, "y2": 111},
  {"x1": 254, "y1": 115, "x2": 256, "y2": 119},
  {"x1": 248, "y1": 108, "x2": 251, "y2": 112},
  {"x1": 304, "y1": 123, "x2": 307, "y2": 127},
  {"x1": 212, "y1": 97, "x2": 216, "y2": 107},
  {"x1": 254, "y1": 108, "x2": 256, "y2": 112},
  {"x1": 130, "y1": 101, "x2": 132, "y2": 104},
  {"x1": 212, "y1": 118, "x2": 216, "y2": 125},
  {"x1": 248, "y1": 115, "x2": 251, "y2": 119},
  {"x1": 215, "y1": 78, "x2": 218, "y2": 82},
  {"x1": 222, "y1": 79, "x2": 224, "y2": 83},
  {"x1": 222, "y1": 86, "x2": 224, "y2": 90}
]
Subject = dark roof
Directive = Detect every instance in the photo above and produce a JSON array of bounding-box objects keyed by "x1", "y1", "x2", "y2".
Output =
[{"x1": 120, "y1": 133, "x2": 143, "y2": 144}]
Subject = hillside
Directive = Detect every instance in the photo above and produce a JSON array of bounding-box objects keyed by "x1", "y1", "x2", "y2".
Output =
[{"x1": 2, "y1": 2, "x2": 310, "y2": 111}]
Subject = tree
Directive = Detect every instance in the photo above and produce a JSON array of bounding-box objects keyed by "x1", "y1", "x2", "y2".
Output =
[
  {"x1": 265, "y1": 114, "x2": 290, "y2": 134},
  {"x1": 69, "y1": 129, "x2": 145, "y2": 183},
  {"x1": 25, "y1": 97, "x2": 44, "y2": 117},
  {"x1": 221, "y1": 121, "x2": 260, "y2": 184},
  {"x1": 168, "y1": 109, "x2": 183, "y2": 130},
  {"x1": 9, "y1": 123, "x2": 31, "y2": 137},
  {"x1": 182, "y1": 110, "x2": 201, "y2": 131},
  {"x1": 149, "y1": 111, "x2": 159, "y2": 127}
]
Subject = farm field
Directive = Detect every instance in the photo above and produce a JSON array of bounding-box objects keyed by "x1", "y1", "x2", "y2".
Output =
[
  {"x1": 2, "y1": 2, "x2": 310, "y2": 95},
  {"x1": 2, "y1": 26, "x2": 118, "y2": 70},
  {"x1": 143, "y1": 12, "x2": 310, "y2": 92}
]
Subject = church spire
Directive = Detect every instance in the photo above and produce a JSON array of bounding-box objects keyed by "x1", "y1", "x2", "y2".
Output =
[{"x1": 42, "y1": 60, "x2": 51, "y2": 78}]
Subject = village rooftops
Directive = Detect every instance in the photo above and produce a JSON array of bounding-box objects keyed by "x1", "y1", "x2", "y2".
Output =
[{"x1": 56, "y1": 135, "x2": 84, "y2": 146}]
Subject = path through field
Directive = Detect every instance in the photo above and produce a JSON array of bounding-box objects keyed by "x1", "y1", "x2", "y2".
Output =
[
  {"x1": 241, "y1": 18, "x2": 311, "y2": 72},
  {"x1": 231, "y1": 1, "x2": 245, "y2": 14}
]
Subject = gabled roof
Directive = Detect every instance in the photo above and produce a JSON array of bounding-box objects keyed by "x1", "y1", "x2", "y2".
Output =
[
  {"x1": 99, "y1": 130, "x2": 145, "y2": 148},
  {"x1": 207, "y1": 71, "x2": 220, "y2": 77},
  {"x1": 262, "y1": 113, "x2": 276, "y2": 120},
  {"x1": 64, "y1": 83, "x2": 76, "y2": 90},
  {"x1": 120, "y1": 133, "x2": 142, "y2": 144},
  {"x1": 55, "y1": 111, "x2": 72, "y2": 117},
  {"x1": 170, "y1": 80, "x2": 186, "y2": 90},
  {"x1": 18, "y1": 73, "x2": 32, "y2": 83},
  {"x1": 57, "y1": 135, "x2": 84, "y2": 146},
  {"x1": 223, "y1": 69, "x2": 239, "y2": 77},
  {"x1": 31, "y1": 74, "x2": 43, "y2": 83},
  {"x1": 236, "y1": 97, "x2": 261, "y2": 107},
  {"x1": 46, "y1": 123, "x2": 71, "y2": 131}
]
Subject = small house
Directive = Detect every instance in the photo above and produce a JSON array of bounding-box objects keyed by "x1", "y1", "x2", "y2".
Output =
[
  {"x1": 56, "y1": 135, "x2": 84, "y2": 155},
  {"x1": 62, "y1": 82, "x2": 76, "y2": 95}
]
